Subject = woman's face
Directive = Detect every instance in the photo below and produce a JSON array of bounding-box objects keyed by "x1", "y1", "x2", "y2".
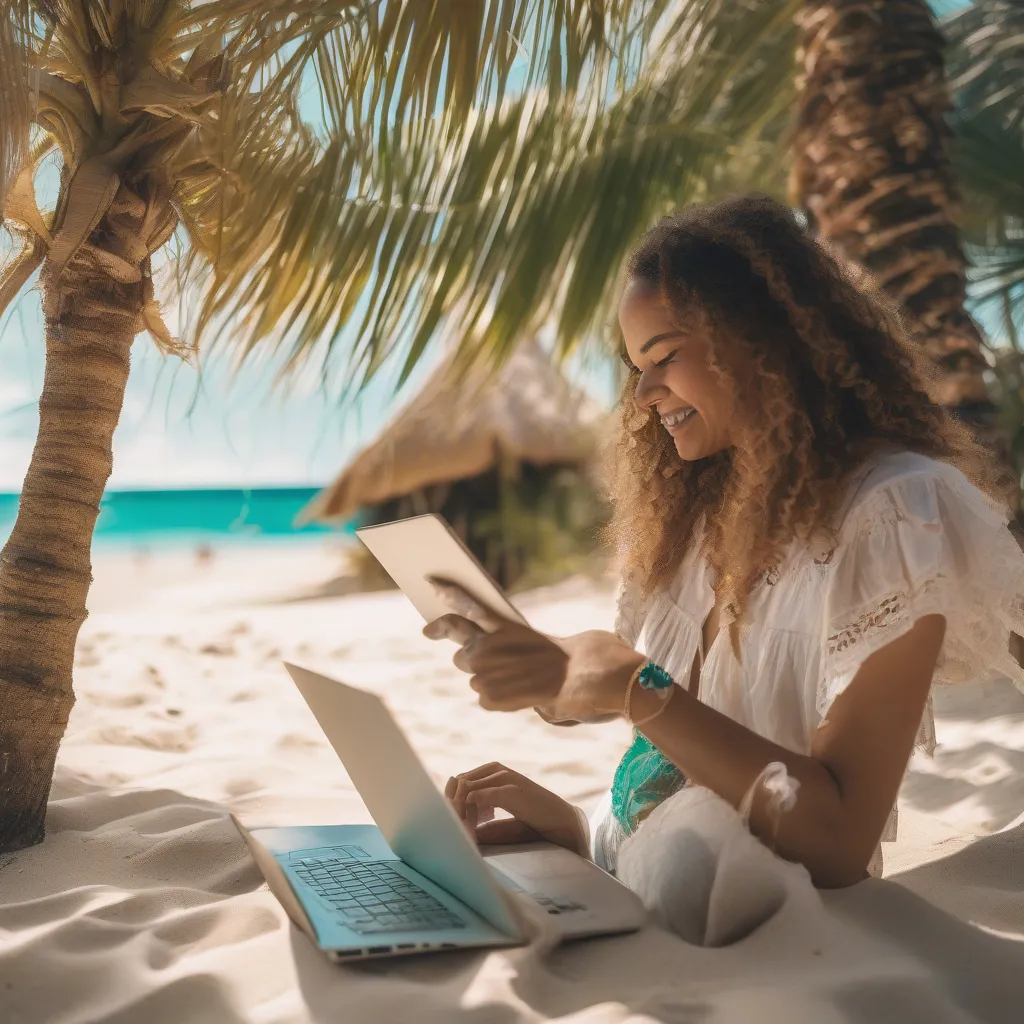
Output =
[{"x1": 618, "y1": 276, "x2": 736, "y2": 461}]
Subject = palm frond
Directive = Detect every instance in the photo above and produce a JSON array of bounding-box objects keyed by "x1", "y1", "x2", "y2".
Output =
[
  {"x1": 184, "y1": 0, "x2": 797, "y2": 395},
  {"x1": 944, "y1": 0, "x2": 1024, "y2": 129},
  {"x1": 251, "y1": 1, "x2": 673, "y2": 137},
  {"x1": 0, "y1": 233, "x2": 44, "y2": 321},
  {"x1": 944, "y1": 1, "x2": 1024, "y2": 345},
  {"x1": 3, "y1": 0, "x2": 797, "y2": 395},
  {"x1": 0, "y1": 2, "x2": 33, "y2": 213},
  {"x1": 956, "y1": 112, "x2": 1024, "y2": 230}
]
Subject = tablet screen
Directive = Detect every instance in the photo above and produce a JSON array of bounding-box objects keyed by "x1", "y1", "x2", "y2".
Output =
[{"x1": 355, "y1": 515, "x2": 527, "y2": 626}]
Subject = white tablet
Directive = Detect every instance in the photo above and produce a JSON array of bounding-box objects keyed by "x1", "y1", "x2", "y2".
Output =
[{"x1": 355, "y1": 514, "x2": 527, "y2": 626}]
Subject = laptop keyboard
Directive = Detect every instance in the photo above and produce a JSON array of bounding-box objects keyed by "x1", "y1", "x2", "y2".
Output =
[{"x1": 293, "y1": 858, "x2": 467, "y2": 935}]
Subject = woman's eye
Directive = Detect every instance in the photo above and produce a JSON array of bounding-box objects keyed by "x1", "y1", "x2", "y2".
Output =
[{"x1": 653, "y1": 350, "x2": 677, "y2": 367}]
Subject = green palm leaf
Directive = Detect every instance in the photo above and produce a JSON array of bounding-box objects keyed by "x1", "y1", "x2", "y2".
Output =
[
  {"x1": 185, "y1": 0, "x2": 799, "y2": 396},
  {"x1": 944, "y1": 1, "x2": 1024, "y2": 343}
]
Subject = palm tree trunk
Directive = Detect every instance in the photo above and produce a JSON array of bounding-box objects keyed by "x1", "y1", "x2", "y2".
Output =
[
  {"x1": 791, "y1": 0, "x2": 993, "y2": 420},
  {"x1": 0, "y1": 265, "x2": 137, "y2": 852}
]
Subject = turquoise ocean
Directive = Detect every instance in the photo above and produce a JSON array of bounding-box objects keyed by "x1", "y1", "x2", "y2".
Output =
[{"x1": 0, "y1": 487, "x2": 353, "y2": 550}]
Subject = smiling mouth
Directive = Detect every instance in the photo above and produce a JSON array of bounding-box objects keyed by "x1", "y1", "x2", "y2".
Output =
[{"x1": 660, "y1": 407, "x2": 696, "y2": 429}]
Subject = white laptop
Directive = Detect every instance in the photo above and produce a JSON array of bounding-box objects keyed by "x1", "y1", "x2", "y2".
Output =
[{"x1": 234, "y1": 663, "x2": 645, "y2": 961}]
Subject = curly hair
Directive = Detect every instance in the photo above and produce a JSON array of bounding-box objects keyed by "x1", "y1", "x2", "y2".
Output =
[{"x1": 608, "y1": 193, "x2": 1006, "y2": 644}]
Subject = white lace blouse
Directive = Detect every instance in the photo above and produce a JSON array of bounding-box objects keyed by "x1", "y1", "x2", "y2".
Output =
[{"x1": 592, "y1": 449, "x2": 1024, "y2": 872}]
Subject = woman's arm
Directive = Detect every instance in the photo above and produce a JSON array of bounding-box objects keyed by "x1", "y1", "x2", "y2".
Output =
[
  {"x1": 426, "y1": 580, "x2": 945, "y2": 888},
  {"x1": 630, "y1": 615, "x2": 945, "y2": 887}
]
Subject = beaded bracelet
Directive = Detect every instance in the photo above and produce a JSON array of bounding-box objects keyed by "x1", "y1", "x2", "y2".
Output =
[{"x1": 623, "y1": 660, "x2": 677, "y2": 726}]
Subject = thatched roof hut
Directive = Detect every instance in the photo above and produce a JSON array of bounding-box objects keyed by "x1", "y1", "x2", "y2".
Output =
[
  {"x1": 304, "y1": 339, "x2": 605, "y2": 587},
  {"x1": 304, "y1": 338, "x2": 602, "y2": 523}
]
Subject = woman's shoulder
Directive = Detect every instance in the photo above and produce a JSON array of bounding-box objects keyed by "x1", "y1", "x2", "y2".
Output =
[
  {"x1": 853, "y1": 448, "x2": 973, "y2": 497},
  {"x1": 821, "y1": 447, "x2": 1024, "y2": 694},
  {"x1": 838, "y1": 447, "x2": 1006, "y2": 536}
]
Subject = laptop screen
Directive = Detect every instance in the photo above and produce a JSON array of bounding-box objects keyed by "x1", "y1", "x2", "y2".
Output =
[{"x1": 283, "y1": 663, "x2": 520, "y2": 936}]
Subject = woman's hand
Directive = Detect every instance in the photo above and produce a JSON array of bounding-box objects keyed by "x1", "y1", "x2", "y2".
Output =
[
  {"x1": 423, "y1": 579, "x2": 644, "y2": 724},
  {"x1": 445, "y1": 763, "x2": 589, "y2": 857}
]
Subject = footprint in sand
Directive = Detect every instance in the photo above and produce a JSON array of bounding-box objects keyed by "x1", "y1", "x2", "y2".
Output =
[
  {"x1": 84, "y1": 691, "x2": 149, "y2": 709},
  {"x1": 199, "y1": 641, "x2": 236, "y2": 657},
  {"x1": 144, "y1": 665, "x2": 166, "y2": 689},
  {"x1": 223, "y1": 777, "x2": 261, "y2": 798},
  {"x1": 94, "y1": 722, "x2": 199, "y2": 753},
  {"x1": 276, "y1": 732, "x2": 322, "y2": 751}
]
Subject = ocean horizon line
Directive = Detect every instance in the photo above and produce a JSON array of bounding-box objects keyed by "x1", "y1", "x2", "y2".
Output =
[
  {"x1": 0, "y1": 483, "x2": 331, "y2": 497},
  {"x1": 0, "y1": 485, "x2": 356, "y2": 548}
]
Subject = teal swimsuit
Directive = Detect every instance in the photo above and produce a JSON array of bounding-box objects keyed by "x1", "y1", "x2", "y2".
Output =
[{"x1": 610, "y1": 728, "x2": 687, "y2": 834}]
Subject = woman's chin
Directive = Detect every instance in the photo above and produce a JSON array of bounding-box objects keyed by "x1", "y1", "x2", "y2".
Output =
[
  {"x1": 666, "y1": 419, "x2": 728, "y2": 462},
  {"x1": 673, "y1": 435, "x2": 730, "y2": 462},
  {"x1": 673, "y1": 436, "x2": 711, "y2": 461}
]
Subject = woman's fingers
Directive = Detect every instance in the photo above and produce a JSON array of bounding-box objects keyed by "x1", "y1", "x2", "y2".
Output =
[
  {"x1": 445, "y1": 766, "x2": 583, "y2": 852},
  {"x1": 428, "y1": 579, "x2": 508, "y2": 633},
  {"x1": 465, "y1": 784, "x2": 542, "y2": 836},
  {"x1": 447, "y1": 764, "x2": 509, "y2": 825},
  {"x1": 456, "y1": 761, "x2": 508, "y2": 781},
  {"x1": 425, "y1": 595, "x2": 568, "y2": 715},
  {"x1": 423, "y1": 613, "x2": 482, "y2": 646},
  {"x1": 459, "y1": 771, "x2": 509, "y2": 828},
  {"x1": 453, "y1": 644, "x2": 476, "y2": 674},
  {"x1": 467, "y1": 782, "x2": 585, "y2": 854},
  {"x1": 474, "y1": 685, "x2": 535, "y2": 712},
  {"x1": 451, "y1": 774, "x2": 473, "y2": 827},
  {"x1": 457, "y1": 775, "x2": 478, "y2": 831},
  {"x1": 470, "y1": 670, "x2": 560, "y2": 711},
  {"x1": 475, "y1": 817, "x2": 539, "y2": 845},
  {"x1": 431, "y1": 624, "x2": 560, "y2": 684}
]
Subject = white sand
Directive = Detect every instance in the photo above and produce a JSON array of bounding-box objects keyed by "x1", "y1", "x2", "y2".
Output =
[{"x1": 2, "y1": 542, "x2": 1024, "y2": 1023}]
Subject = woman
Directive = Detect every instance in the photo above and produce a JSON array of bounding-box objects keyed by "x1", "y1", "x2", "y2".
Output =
[{"x1": 425, "y1": 194, "x2": 1024, "y2": 888}]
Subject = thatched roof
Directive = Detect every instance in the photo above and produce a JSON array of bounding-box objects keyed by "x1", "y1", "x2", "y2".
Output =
[{"x1": 305, "y1": 339, "x2": 603, "y2": 523}]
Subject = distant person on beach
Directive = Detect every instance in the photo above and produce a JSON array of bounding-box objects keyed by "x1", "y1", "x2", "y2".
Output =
[{"x1": 425, "y1": 193, "x2": 1024, "y2": 889}]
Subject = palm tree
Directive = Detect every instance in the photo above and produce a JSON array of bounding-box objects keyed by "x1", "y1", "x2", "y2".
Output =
[
  {"x1": 0, "y1": 0, "x2": 789, "y2": 852},
  {"x1": 942, "y1": 1, "x2": 1024, "y2": 478},
  {"x1": 1, "y1": 0, "x2": 1001, "y2": 854},
  {"x1": 790, "y1": 0, "x2": 992, "y2": 419}
]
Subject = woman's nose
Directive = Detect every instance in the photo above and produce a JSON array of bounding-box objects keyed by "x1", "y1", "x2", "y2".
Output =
[{"x1": 633, "y1": 371, "x2": 663, "y2": 409}]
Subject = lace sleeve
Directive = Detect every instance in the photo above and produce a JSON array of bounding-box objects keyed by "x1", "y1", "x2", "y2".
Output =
[{"x1": 819, "y1": 466, "x2": 1024, "y2": 741}]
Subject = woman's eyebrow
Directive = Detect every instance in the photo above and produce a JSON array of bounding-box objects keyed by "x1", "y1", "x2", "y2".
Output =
[{"x1": 640, "y1": 331, "x2": 685, "y2": 354}]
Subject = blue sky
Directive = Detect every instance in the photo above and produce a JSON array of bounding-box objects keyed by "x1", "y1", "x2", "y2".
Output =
[
  {"x1": 0, "y1": 63, "x2": 462, "y2": 492},
  {"x1": 0, "y1": 4, "x2": 975, "y2": 492},
  {"x1": 0, "y1": 33, "x2": 625, "y2": 493},
  {"x1": 0, "y1": 286, "x2": 400, "y2": 490},
  {"x1": 0, "y1": 270, "x2": 617, "y2": 492}
]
